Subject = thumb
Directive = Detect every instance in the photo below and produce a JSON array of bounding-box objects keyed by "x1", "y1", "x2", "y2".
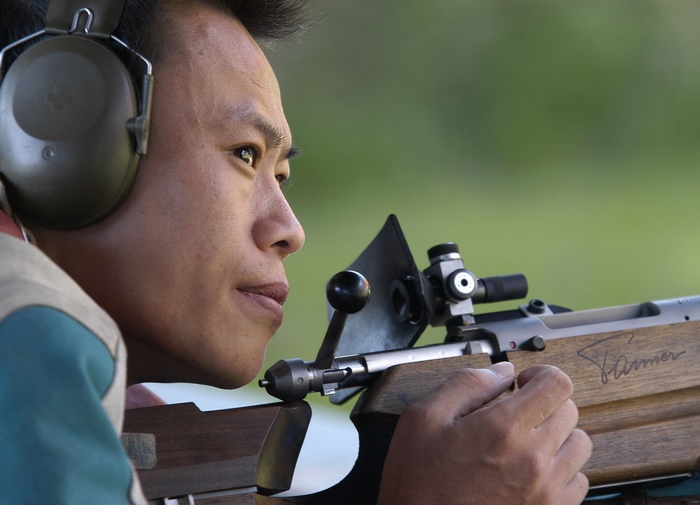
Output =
[{"x1": 418, "y1": 361, "x2": 515, "y2": 420}]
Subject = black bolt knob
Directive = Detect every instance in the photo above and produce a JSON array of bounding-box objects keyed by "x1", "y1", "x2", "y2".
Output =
[{"x1": 326, "y1": 270, "x2": 371, "y2": 314}]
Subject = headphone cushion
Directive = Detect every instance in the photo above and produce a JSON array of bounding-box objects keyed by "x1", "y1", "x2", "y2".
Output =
[{"x1": 0, "y1": 35, "x2": 139, "y2": 228}]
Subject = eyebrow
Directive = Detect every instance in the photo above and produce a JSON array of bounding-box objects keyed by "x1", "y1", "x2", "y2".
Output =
[
  {"x1": 229, "y1": 107, "x2": 301, "y2": 161},
  {"x1": 287, "y1": 144, "x2": 302, "y2": 160}
]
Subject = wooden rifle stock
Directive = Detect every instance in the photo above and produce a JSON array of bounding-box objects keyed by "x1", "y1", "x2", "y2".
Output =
[
  {"x1": 512, "y1": 319, "x2": 700, "y2": 491},
  {"x1": 122, "y1": 401, "x2": 310, "y2": 504}
]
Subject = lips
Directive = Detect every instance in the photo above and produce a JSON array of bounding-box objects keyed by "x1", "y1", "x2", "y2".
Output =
[
  {"x1": 237, "y1": 282, "x2": 289, "y2": 324},
  {"x1": 240, "y1": 283, "x2": 289, "y2": 304}
]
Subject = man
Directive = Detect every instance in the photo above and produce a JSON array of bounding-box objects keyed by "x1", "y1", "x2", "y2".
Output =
[{"x1": 0, "y1": 0, "x2": 592, "y2": 503}]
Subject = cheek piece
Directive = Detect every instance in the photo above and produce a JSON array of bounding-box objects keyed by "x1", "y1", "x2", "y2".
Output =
[{"x1": 0, "y1": 0, "x2": 153, "y2": 229}]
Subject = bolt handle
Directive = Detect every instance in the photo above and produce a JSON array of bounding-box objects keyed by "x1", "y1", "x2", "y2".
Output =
[{"x1": 315, "y1": 270, "x2": 371, "y2": 368}]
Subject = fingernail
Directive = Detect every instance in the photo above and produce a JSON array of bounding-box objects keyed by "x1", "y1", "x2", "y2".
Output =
[{"x1": 487, "y1": 361, "x2": 514, "y2": 378}]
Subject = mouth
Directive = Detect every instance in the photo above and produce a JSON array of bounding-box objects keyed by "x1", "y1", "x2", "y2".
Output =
[{"x1": 237, "y1": 282, "x2": 289, "y2": 324}]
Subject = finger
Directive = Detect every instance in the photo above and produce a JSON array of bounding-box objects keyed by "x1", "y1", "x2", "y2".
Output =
[
  {"x1": 412, "y1": 361, "x2": 515, "y2": 422},
  {"x1": 533, "y1": 398, "x2": 580, "y2": 456},
  {"x1": 517, "y1": 364, "x2": 567, "y2": 389},
  {"x1": 508, "y1": 365, "x2": 575, "y2": 429},
  {"x1": 553, "y1": 428, "x2": 593, "y2": 485},
  {"x1": 528, "y1": 428, "x2": 591, "y2": 505},
  {"x1": 557, "y1": 472, "x2": 590, "y2": 505}
]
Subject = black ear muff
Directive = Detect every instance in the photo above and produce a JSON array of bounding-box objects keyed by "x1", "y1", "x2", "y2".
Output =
[{"x1": 0, "y1": 1, "x2": 152, "y2": 229}]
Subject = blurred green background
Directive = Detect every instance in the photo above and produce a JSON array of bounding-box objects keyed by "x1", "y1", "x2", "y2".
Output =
[{"x1": 246, "y1": 0, "x2": 700, "y2": 408}]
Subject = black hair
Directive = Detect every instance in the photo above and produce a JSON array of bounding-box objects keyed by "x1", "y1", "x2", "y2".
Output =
[
  {"x1": 1, "y1": 0, "x2": 309, "y2": 72},
  {"x1": 207, "y1": 0, "x2": 309, "y2": 41}
]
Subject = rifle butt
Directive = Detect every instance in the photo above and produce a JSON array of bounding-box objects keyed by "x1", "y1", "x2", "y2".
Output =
[{"x1": 122, "y1": 401, "x2": 311, "y2": 503}]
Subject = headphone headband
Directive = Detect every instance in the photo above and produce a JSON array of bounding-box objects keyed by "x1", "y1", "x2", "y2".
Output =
[{"x1": 46, "y1": 0, "x2": 127, "y2": 38}]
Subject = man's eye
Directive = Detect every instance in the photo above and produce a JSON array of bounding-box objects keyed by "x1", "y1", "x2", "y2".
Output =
[{"x1": 232, "y1": 146, "x2": 258, "y2": 166}]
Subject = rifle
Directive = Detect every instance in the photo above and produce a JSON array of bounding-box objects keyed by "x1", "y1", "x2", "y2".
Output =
[{"x1": 125, "y1": 214, "x2": 700, "y2": 504}]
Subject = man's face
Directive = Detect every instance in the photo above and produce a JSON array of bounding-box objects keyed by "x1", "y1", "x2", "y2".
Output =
[{"x1": 33, "y1": 4, "x2": 305, "y2": 388}]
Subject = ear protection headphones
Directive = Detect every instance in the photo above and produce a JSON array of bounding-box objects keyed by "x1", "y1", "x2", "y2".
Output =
[{"x1": 0, "y1": 0, "x2": 153, "y2": 229}]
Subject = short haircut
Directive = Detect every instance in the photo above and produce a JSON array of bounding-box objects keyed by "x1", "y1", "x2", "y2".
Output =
[{"x1": 1, "y1": 0, "x2": 308, "y2": 77}]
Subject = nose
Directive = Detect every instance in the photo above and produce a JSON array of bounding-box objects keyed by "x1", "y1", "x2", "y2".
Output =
[{"x1": 254, "y1": 187, "x2": 305, "y2": 259}]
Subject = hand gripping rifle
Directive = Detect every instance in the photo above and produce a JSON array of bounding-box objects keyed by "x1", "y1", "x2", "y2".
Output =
[{"x1": 124, "y1": 215, "x2": 700, "y2": 504}]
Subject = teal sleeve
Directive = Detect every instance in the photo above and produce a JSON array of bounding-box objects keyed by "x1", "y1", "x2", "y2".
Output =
[{"x1": 0, "y1": 306, "x2": 135, "y2": 504}]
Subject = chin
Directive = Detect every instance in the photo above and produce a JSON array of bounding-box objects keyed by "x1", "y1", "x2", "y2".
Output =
[
  {"x1": 198, "y1": 357, "x2": 264, "y2": 390},
  {"x1": 208, "y1": 372, "x2": 257, "y2": 390},
  {"x1": 127, "y1": 349, "x2": 264, "y2": 390},
  {"x1": 124, "y1": 329, "x2": 270, "y2": 389}
]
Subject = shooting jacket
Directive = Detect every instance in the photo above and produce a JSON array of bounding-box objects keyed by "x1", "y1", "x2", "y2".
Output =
[{"x1": 0, "y1": 231, "x2": 147, "y2": 504}]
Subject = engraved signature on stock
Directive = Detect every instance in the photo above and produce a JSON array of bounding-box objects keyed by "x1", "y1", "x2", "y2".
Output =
[{"x1": 576, "y1": 332, "x2": 687, "y2": 384}]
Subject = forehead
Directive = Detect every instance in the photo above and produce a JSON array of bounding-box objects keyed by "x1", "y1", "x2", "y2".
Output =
[{"x1": 157, "y1": 4, "x2": 288, "y2": 136}]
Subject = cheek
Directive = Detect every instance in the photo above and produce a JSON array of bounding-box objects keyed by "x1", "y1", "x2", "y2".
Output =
[
  {"x1": 136, "y1": 151, "x2": 251, "y2": 241},
  {"x1": 113, "y1": 159, "x2": 260, "y2": 345}
]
